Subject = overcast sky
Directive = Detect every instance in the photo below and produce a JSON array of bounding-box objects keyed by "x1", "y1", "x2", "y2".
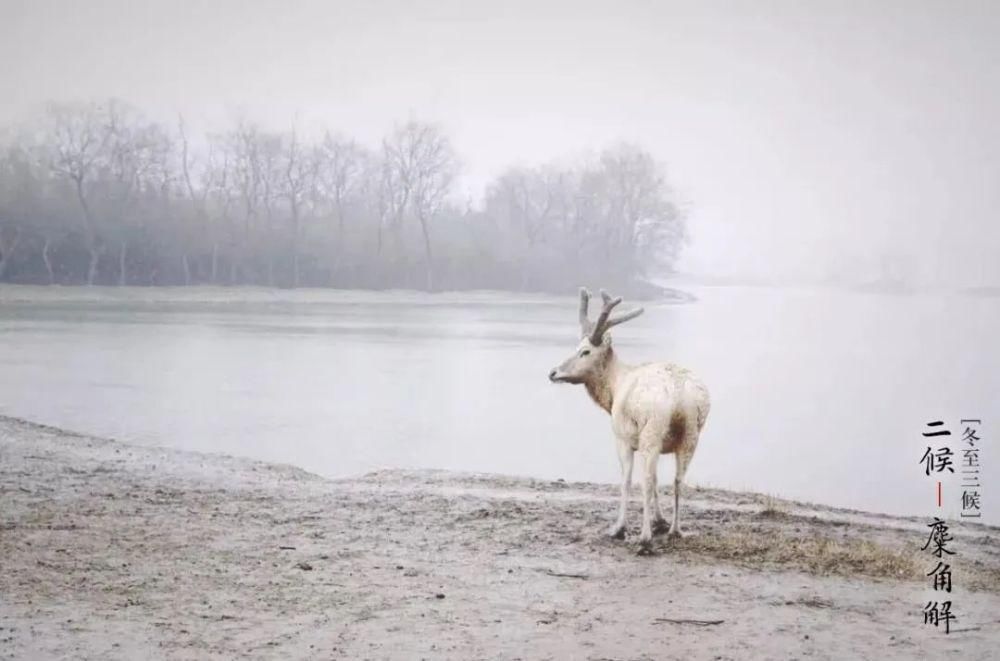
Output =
[{"x1": 3, "y1": 0, "x2": 999, "y2": 285}]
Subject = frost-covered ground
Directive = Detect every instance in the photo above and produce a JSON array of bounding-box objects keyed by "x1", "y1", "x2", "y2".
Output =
[{"x1": 1, "y1": 416, "x2": 997, "y2": 660}]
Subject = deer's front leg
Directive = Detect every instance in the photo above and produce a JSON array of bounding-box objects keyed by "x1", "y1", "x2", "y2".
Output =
[
  {"x1": 638, "y1": 449, "x2": 659, "y2": 545},
  {"x1": 608, "y1": 439, "x2": 633, "y2": 539}
]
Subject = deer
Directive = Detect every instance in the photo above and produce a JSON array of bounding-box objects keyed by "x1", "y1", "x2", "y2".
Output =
[{"x1": 548, "y1": 288, "x2": 710, "y2": 546}]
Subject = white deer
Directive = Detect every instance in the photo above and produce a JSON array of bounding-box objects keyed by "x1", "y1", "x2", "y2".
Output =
[{"x1": 548, "y1": 288, "x2": 710, "y2": 545}]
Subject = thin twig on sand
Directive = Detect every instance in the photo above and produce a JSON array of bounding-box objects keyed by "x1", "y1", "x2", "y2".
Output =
[
  {"x1": 653, "y1": 618, "x2": 724, "y2": 626},
  {"x1": 540, "y1": 569, "x2": 589, "y2": 580}
]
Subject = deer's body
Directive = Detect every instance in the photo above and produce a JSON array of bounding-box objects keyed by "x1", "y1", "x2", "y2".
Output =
[
  {"x1": 549, "y1": 289, "x2": 710, "y2": 545},
  {"x1": 601, "y1": 359, "x2": 709, "y2": 452}
]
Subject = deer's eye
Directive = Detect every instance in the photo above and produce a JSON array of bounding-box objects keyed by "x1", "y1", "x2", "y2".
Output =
[{"x1": 580, "y1": 349, "x2": 591, "y2": 357}]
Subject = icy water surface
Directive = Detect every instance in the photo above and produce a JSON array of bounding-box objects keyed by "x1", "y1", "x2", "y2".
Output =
[{"x1": 1, "y1": 284, "x2": 996, "y2": 523}]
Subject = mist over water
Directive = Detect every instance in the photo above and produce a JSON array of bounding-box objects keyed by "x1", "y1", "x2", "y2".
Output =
[{"x1": 2, "y1": 284, "x2": 995, "y2": 524}]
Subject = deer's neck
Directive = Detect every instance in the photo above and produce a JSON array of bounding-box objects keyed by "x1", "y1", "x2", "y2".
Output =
[{"x1": 583, "y1": 348, "x2": 626, "y2": 415}]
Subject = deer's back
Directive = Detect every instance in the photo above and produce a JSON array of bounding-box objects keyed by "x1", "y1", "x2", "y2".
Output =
[{"x1": 612, "y1": 362, "x2": 710, "y2": 449}]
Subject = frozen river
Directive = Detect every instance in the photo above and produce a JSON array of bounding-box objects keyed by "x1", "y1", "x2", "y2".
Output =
[{"x1": 1, "y1": 284, "x2": 996, "y2": 524}]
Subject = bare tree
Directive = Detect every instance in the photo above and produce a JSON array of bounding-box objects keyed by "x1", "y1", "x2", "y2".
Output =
[
  {"x1": 374, "y1": 152, "x2": 402, "y2": 259},
  {"x1": 598, "y1": 143, "x2": 685, "y2": 280},
  {"x1": 280, "y1": 128, "x2": 315, "y2": 287},
  {"x1": 0, "y1": 140, "x2": 43, "y2": 281},
  {"x1": 382, "y1": 121, "x2": 457, "y2": 290},
  {"x1": 349, "y1": 153, "x2": 396, "y2": 287},
  {"x1": 0, "y1": 224, "x2": 20, "y2": 280},
  {"x1": 316, "y1": 133, "x2": 367, "y2": 243},
  {"x1": 178, "y1": 115, "x2": 210, "y2": 285},
  {"x1": 103, "y1": 103, "x2": 171, "y2": 285},
  {"x1": 485, "y1": 166, "x2": 559, "y2": 289},
  {"x1": 46, "y1": 101, "x2": 114, "y2": 285},
  {"x1": 202, "y1": 133, "x2": 236, "y2": 284},
  {"x1": 224, "y1": 121, "x2": 274, "y2": 284}
]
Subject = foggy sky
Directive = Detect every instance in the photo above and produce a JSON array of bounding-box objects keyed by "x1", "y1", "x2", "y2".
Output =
[{"x1": 3, "y1": 0, "x2": 999, "y2": 286}]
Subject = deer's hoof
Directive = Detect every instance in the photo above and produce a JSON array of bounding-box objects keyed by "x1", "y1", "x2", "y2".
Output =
[
  {"x1": 636, "y1": 542, "x2": 655, "y2": 556},
  {"x1": 607, "y1": 525, "x2": 626, "y2": 540}
]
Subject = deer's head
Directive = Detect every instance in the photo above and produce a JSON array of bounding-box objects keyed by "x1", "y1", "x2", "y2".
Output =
[{"x1": 548, "y1": 288, "x2": 644, "y2": 384}]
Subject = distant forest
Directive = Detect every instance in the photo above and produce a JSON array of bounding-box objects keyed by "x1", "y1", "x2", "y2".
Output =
[{"x1": 0, "y1": 100, "x2": 687, "y2": 294}]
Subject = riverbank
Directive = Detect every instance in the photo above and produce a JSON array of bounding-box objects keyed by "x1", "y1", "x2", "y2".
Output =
[{"x1": 1, "y1": 415, "x2": 997, "y2": 659}]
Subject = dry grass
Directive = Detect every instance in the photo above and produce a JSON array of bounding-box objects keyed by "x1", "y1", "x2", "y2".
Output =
[
  {"x1": 964, "y1": 562, "x2": 1000, "y2": 593},
  {"x1": 653, "y1": 524, "x2": 1000, "y2": 593},
  {"x1": 660, "y1": 525, "x2": 921, "y2": 582},
  {"x1": 757, "y1": 494, "x2": 789, "y2": 519}
]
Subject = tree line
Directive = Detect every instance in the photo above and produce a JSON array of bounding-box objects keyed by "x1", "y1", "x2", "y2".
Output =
[{"x1": 0, "y1": 100, "x2": 687, "y2": 295}]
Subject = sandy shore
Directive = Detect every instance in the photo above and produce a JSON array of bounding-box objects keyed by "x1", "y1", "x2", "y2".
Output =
[{"x1": 1, "y1": 416, "x2": 998, "y2": 659}]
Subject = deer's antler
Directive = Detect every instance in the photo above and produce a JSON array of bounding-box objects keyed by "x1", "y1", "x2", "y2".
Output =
[
  {"x1": 578, "y1": 287, "x2": 593, "y2": 337},
  {"x1": 579, "y1": 288, "x2": 645, "y2": 345}
]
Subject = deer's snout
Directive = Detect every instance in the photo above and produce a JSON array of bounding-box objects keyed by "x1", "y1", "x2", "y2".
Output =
[{"x1": 548, "y1": 368, "x2": 559, "y2": 382}]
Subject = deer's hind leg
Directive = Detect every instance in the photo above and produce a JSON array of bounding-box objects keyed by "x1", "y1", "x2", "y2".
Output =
[
  {"x1": 637, "y1": 447, "x2": 660, "y2": 545},
  {"x1": 669, "y1": 435, "x2": 698, "y2": 538},
  {"x1": 651, "y1": 459, "x2": 669, "y2": 534},
  {"x1": 637, "y1": 425, "x2": 666, "y2": 545}
]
